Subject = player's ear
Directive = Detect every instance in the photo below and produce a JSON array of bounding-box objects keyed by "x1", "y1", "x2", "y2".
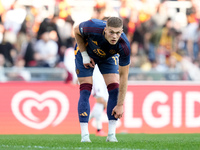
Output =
[{"x1": 104, "y1": 27, "x2": 107, "y2": 33}]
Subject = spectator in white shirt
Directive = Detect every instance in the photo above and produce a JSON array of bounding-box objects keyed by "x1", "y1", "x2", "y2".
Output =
[{"x1": 34, "y1": 31, "x2": 58, "y2": 67}]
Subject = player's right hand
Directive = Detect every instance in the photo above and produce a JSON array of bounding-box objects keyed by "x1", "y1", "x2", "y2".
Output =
[
  {"x1": 83, "y1": 57, "x2": 95, "y2": 68},
  {"x1": 81, "y1": 51, "x2": 95, "y2": 68}
]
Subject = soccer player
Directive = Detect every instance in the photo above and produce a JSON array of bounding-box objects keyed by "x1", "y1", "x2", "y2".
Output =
[
  {"x1": 74, "y1": 17, "x2": 130, "y2": 142},
  {"x1": 64, "y1": 47, "x2": 109, "y2": 135}
]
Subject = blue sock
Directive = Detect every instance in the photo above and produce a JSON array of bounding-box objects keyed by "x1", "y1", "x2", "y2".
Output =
[
  {"x1": 78, "y1": 83, "x2": 92, "y2": 123},
  {"x1": 107, "y1": 83, "x2": 119, "y2": 120}
]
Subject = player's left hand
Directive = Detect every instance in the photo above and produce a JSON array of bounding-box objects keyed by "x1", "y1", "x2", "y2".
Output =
[{"x1": 112, "y1": 105, "x2": 123, "y2": 119}]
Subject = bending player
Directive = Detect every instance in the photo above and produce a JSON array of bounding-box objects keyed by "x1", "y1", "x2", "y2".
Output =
[
  {"x1": 74, "y1": 17, "x2": 130, "y2": 142},
  {"x1": 63, "y1": 38, "x2": 108, "y2": 137}
]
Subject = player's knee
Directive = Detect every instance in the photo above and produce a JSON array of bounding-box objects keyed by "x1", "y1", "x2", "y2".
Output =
[
  {"x1": 78, "y1": 76, "x2": 92, "y2": 85},
  {"x1": 107, "y1": 83, "x2": 119, "y2": 91}
]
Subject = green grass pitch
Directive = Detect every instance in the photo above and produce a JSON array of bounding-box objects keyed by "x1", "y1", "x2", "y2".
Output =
[{"x1": 0, "y1": 134, "x2": 200, "y2": 150}]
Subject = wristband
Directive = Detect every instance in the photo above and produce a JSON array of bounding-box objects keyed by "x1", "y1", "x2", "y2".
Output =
[{"x1": 81, "y1": 51, "x2": 90, "y2": 64}]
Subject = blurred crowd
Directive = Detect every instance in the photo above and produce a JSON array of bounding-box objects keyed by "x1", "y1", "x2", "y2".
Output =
[{"x1": 0, "y1": 0, "x2": 200, "y2": 81}]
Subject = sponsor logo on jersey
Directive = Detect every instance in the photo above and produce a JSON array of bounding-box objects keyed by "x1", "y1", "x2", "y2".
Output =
[
  {"x1": 93, "y1": 49, "x2": 106, "y2": 57},
  {"x1": 109, "y1": 49, "x2": 116, "y2": 54}
]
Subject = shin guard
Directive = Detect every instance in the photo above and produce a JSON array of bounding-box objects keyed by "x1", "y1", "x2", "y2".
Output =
[
  {"x1": 78, "y1": 83, "x2": 92, "y2": 123},
  {"x1": 107, "y1": 83, "x2": 119, "y2": 120}
]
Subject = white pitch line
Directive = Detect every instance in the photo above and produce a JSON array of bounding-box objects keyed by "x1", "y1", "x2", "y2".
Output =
[{"x1": 1, "y1": 145, "x2": 146, "y2": 150}]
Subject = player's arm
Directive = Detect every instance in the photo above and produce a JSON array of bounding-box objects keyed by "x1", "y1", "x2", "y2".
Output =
[
  {"x1": 74, "y1": 24, "x2": 95, "y2": 68},
  {"x1": 112, "y1": 64, "x2": 129, "y2": 119},
  {"x1": 112, "y1": 34, "x2": 131, "y2": 119},
  {"x1": 74, "y1": 24, "x2": 86, "y2": 53}
]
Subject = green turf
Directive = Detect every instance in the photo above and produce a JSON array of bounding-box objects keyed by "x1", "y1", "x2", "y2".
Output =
[{"x1": 0, "y1": 134, "x2": 200, "y2": 150}]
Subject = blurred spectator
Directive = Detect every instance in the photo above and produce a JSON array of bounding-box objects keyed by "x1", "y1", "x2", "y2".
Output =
[
  {"x1": 126, "y1": 9, "x2": 138, "y2": 42},
  {"x1": 15, "y1": 11, "x2": 36, "y2": 53},
  {"x1": 39, "y1": 14, "x2": 63, "y2": 45},
  {"x1": 56, "y1": 15, "x2": 74, "y2": 47},
  {"x1": 151, "y1": 2, "x2": 168, "y2": 28},
  {"x1": 3, "y1": 1, "x2": 26, "y2": 34},
  {"x1": 154, "y1": 47, "x2": 169, "y2": 73},
  {"x1": 0, "y1": 30, "x2": 17, "y2": 67},
  {"x1": 198, "y1": 23, "x2": 200, "y2": 53},
  {"x1": 56, "y1": 15, "x2": 74, "y2": 62},
  {"x1": 181, "y1": 56, "x2": 200, "y2": 81},
  {"x1": 92, "y1": 0, "x2": 106, "y2": 20},
  {"x1": 16, "y1": 16, "x2": 36, "y2": 67},
  {"x1": 158, "y1": 18, "x2": 174, "y2": 55},
  {"x1": 7, "y1": 58, "x2": 31, "y2": 81},
  {"x1": 37, "y1": 14, "x2": 67, "y2": 63},
  {"x1": 131, "y1": 23, "x2": 145, "y2": 56},
  {"x1": 181, "y1": 7, "x2": 199, "y2": 60},
  {"x1": 165, "y1": 55, "x2": 183, "y2": 80},
  {"x1": 0, "y1": 54, "x2": 7, "y2": 82},
  {"x1": 140, "y1": 55, "x2": 152, "y2": 71},
  {"x1": 130, "y1": 54, "x2": 141, "y2": 68},
  {"x1": 102, "y1": 1, "x2": 119, "y2": 18},
  {"x1": 148, "y1": 18, "x2": 173, "y2": 62},
  {"x1": 37, "y1": 18, "x2": 50, "y2": 40},
  {"x1": 15, "y1": 20, "x2": 28, "y2": 53},
  {"x1": 34, "y1": 31, "x2": 58, "y2": 67},
  {"x1": 19, "y1": 33, "x2": 36, "y2": 67},
  {"x1": 0, "y1": 23, "x2": 4, "y2": 43}
]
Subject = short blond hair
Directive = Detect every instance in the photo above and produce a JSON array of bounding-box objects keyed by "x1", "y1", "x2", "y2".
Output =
[{"x1": 106, "y1": 17, "x2": 123, "y2": 28}]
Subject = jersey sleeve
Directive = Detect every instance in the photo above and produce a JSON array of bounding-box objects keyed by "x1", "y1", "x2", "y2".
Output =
[
  {"x1": 79, "y1": 19, "x2": 104, "y2": 38},
  {"x1": 118, "y1": 35, "x2": 131, "y2": 66}
]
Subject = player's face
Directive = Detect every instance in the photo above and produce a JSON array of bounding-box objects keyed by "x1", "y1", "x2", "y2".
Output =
[{"x1": 104, "y1": 26, "x2": 123, "y2": 45}]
